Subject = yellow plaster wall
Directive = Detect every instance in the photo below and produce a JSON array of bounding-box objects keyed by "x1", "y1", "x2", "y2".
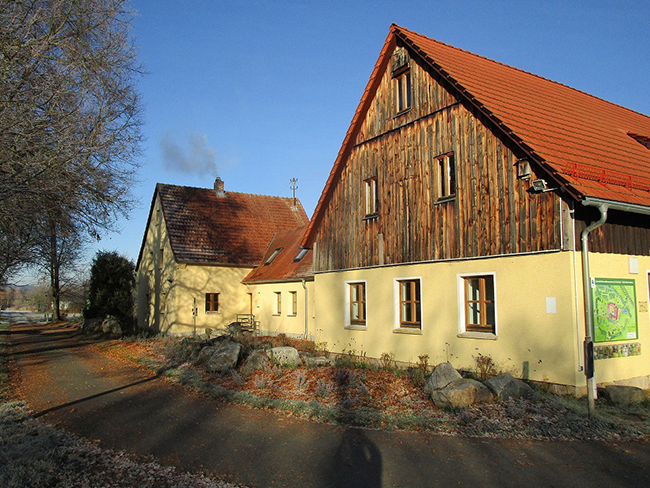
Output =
[
  {"x1": 588, "y1": 252, "x2": 650, "y2": 387},
  {"x1": 314, "y1": 251, "x2": 583, "y2": 386},
  {"x1": 247, "y1": 281, "x2": 316, "y2": 338},
  {"x1": 136, "y1": 196, "x2": 176, "y2": 332},
  {"x1": 166, "y1": 264, "x2": 253, "y2": 336}
]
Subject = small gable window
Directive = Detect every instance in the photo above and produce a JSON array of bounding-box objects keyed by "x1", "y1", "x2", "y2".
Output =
[
  {"x1": 392, "y1": 47, "x2": 411, "y2": 115},
  {"x1": 364, "y1": 177, "x2": 378, "y2": 217},
  {"x1": 395, "y1": 71, "x2": 411, "y2": 114},
  {"x1": 265, "y1": 248, "x2": 283, "y2": 265},
  {"x1": 434, "y1": 153, "x2": 456, "y2": 202}
]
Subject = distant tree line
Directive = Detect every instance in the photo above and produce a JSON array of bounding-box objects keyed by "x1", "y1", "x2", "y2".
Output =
[{"x1": 0, "y1": 0, "x2": 143, "y2": 321}]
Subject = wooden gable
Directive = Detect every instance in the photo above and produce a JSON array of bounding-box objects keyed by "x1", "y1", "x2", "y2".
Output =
[{"x1": 312, "y1": 42, "x2": 562, "y2": 272}]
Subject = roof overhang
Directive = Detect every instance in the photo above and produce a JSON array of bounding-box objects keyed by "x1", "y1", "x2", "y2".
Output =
[{"x1": 582, "y1": 197, "x2": 650, "y2": 216}]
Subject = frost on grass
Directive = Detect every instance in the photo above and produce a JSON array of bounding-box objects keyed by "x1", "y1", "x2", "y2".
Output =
[{"x1": 0, "y1": 402, "x2": 244, "y2": 488}]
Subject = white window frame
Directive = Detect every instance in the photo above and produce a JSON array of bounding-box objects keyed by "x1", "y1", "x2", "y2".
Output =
[
  {"x1": 345, "y1": 280, "x2": 368, "y2": 330},
  {"x1": 393, "y1": 276, "x2": 423, "y2": 332},
  {"x1": 457, "y1": 272, "x2": 498, "y2": 339}
]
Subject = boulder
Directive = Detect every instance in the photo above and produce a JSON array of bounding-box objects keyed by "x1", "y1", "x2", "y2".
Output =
[
  {"x1": 424, "y1": 362, "x2": 462, "y2": 393},
  {"x1": 430, "y1": 378, "x2": 494, "y2": 409},
  {"x1": 484, "y1": 373, "x2": 536, "y2": 400},
  {"x1": 195, "y1": 345, "x2": 218, "y2": 365},
  {"x1": 268, "y1": 346, "x2": 301, "y2": 367},
  {"x1": 101, "y1": 316, "x2": 122, "y2": 336},
  {"x1": 598, "y1": 385, "x2": 648, "y2": 407},
  {"x1": 240, "y1": 350, "x2": 272, "y2": 377},
  {"x1": 82, "y1": 317, "x2": 102, "y2": 333},
  {"x1": 206, "y1": 341, "x2": 242, "y2": 373},
  {"x1": 303, "y1": 356, "x2": 334, "y2": 368}
]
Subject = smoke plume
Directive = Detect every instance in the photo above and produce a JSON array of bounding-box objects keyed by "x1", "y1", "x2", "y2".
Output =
[{"x1": 160, "y1": 131, "x2": 218, "y2": 176}]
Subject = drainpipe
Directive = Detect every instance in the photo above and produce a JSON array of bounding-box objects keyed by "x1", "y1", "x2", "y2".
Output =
[
  {"x1": 302, "y1": 279, "x2": 308, "y2": 339},
  {"x1": 580, "y1": 202, "x2": 608, "y2": 416}
]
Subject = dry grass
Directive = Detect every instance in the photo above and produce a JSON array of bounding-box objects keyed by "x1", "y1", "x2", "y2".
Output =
[{"x1": 99, "y1": 334, "x2": 650, "y2": 441}]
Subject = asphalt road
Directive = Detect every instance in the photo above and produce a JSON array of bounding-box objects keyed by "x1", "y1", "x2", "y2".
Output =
[{"x1": 5, "y1": 318, "x2": 650, "y2": 488}]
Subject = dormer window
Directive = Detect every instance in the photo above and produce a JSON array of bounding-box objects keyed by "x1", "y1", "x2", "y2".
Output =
[
  {"x1": 265, "y1": 248, "x2": 283, "y2": 265},
  {"x1": 629, "y1": 133, "x2": 650, "y2": 150}
]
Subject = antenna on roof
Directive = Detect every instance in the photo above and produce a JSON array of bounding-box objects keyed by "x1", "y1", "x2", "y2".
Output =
[{"x1": 290, "y1": 177, "x2": 298, "y2": 208}]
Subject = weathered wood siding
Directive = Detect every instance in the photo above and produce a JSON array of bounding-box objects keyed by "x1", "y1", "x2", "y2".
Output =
[
  {"x1": 574, "y1": 207, "x2": 650, "y2": 256},
  {"x1": 314, "y1": 46, "x2": 562, "y2": 272}
]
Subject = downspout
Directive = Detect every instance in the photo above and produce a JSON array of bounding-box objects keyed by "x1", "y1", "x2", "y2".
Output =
[
  {"x1": 302, "y1": 279, "x2": 308, "y2": 339},
  {"x1": 580, "y1": 201, "x2": 608, "y2": 416}
]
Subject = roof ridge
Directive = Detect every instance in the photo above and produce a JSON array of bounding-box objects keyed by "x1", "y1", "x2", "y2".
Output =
[
  {"x1": 393, "y1": 24, "x2": 650, "y2": 122},
  {"x1": 157, "y1": 182, "x2": 303, "y2": 203}
]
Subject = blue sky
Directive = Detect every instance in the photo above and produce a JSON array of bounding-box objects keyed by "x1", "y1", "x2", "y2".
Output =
[{"x1": 79, "y1": 0, "x2": 650, "y2": 273}]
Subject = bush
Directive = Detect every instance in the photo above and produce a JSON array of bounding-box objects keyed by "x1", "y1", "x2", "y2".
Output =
[{"x1": 84, "y1": 251, "x2": 135, "y2": 332}]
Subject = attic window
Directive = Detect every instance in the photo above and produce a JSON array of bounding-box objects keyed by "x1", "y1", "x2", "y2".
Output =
[
  {"x1": 294, "y1": 248, "x2": 308, "y2": 262},
  {"x1": 391, "y1": 47, "x2": 409, "y2": 73},
  {"x1": 629, "y1": 133, "x2": 650, "y2": 150},
  {"x1": 265, "y1": 248, "x2": 283, "y2": 265},
  {"x1": 433, "y1": 153, "x2": 456, "y2": 201},
  {"x1": 392, "y1": 47, "x2": 411, "y2": 115},
  {"x1": 364, "y1": 177, "x2": 378, "y2": 217}
]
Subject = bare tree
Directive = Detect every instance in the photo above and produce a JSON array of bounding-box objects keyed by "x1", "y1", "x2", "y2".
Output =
[
  {"x1": 0, "y1": 0, "x2": 144, "y2": 285},
  {"x1": 32, "y1": 215, "x2": 86, "y2": 321}
]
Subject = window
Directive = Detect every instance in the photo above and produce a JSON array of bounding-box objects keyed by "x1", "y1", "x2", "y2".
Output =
[
  {"x1": 364, "y1": 177, "x2": 378, "y2": 217},
  {"x1": 396, "y1": 279, "x2": 421, "y2": 329},
  {"x1": 461, "y1": 274, "x2": 496, "y2": 334},
  {"x1": 265, "y1": 248, "x2": 283, "y2": 265},
  {"x1": 629, "y1": 133, "x2": 650, "y2": 150},
  {"x1": 274, "y1": 292, "x2": 281, "y2": 315},
  {"x1": 395, "y1": 71, "x2": 411, "y2": 113},
  {"x1": 159, "y1": 248, "x2": 164, "y2": 270},
  {"x1": 434, "y1": 153, "x2": 455, "y2": 201},
  {"x1": 205, "y1": 293, "x2": 219, "y2": 313},
  {"x1": 293, "y1": 248, "x2": 308, "y2": 262},
  {"x1": 289, "y1": 291, "x2": 297, "y2": 316},
  {"x1": 348, "y1": 282, "x2": 366, "y2": 326}
]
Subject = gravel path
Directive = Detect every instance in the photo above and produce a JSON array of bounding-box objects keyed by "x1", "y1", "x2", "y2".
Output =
[{"x1": 7, "y1": 321, "x2": 650, "y2": 488}]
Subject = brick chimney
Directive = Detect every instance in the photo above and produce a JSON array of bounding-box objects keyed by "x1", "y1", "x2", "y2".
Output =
[{"x1": 214, "y1": 177, "x2": 226, "y2": 197}]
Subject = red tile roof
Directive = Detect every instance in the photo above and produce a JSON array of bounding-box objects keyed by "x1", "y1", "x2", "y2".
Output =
[
  {"x1": 243, "y1": 225, "x2": 313, "y2": 283},
  {"x1": 302, "y1": 24, "x2": 650, "y2": 247},
  {"x1": 151, "y1": 184, "x2": 308, "y2": 266}
]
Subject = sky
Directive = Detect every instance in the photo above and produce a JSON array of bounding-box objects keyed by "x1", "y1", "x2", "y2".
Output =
[{"x1": 26, "y1": 0, "x2": 650, "y2": 283}]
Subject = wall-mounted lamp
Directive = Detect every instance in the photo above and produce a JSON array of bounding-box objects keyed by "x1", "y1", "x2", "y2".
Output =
[
  {"x1": 517, "y1": 159, "x2": 531, "y2": 180},
  {"x1": 531, "y1": 179, "x2": 558, "y2": 193}
]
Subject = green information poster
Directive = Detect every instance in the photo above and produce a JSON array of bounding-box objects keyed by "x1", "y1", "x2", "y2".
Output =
[{"x1": 591, "y1": 278, "x2": 638, "y2": 343}]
